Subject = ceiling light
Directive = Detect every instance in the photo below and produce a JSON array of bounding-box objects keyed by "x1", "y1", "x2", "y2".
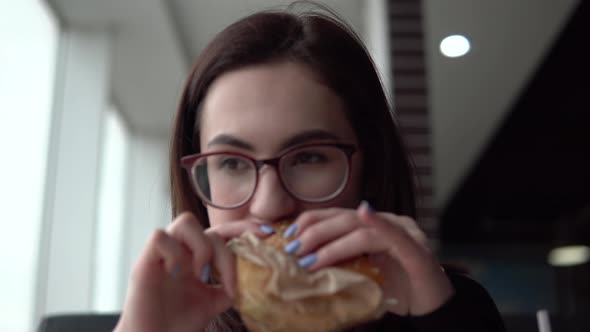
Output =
[
  {"x1": 548, "y1": 245, "x2": 590, "y2": 267},
  {"x1": 440, "y1": 35, "x2": 470, "y2": 58}
]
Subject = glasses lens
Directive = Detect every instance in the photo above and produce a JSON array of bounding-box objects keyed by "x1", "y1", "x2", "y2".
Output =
[
  {"x1": 193, "y1": 154, "x2": 256, "y2": 208},
  {"x1": 280, "y1": 146, "x2": 349, "y2": 201}
]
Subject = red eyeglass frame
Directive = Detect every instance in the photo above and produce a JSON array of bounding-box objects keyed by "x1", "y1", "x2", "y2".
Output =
[{"x1": 180, "y1": 142, "x2": 357, "y2": 209}]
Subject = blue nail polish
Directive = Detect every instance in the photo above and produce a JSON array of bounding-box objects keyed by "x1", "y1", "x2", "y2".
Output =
[
  {"x1": 283, "y1": 224, "x2": 297, "y2": 238},
  {"x1": 259, "y1": 224, "x2": 275, "y2": 234},
  {"x1": 284, "y1": 239, "x2": 301, "y2": 254},
  {"x1": 200, "y1": 264, "x2": 211, "y2": 283},
  {"x1": 298, "y1": 253, "x2": 317, "y2": 269},
  {"x1": 361, "y1": 200, "x2": 375, "y2": 214}
]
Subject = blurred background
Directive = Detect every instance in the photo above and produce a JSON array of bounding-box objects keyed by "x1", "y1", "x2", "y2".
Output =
[{"x1": 1, "y1": 0, "x2": 588, "y2": 331}]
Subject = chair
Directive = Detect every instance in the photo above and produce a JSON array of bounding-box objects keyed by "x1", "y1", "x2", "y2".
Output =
[{"x1": 37, "y1": 313, "x2": 120, "y2": 332}]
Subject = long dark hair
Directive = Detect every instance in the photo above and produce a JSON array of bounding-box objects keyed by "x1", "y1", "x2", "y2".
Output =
[{"x1": 169, "y1": 4, "x2": 416, "y2": 331}]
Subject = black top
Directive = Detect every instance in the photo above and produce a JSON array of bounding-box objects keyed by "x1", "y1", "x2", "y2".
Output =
[{"x1": 348, "y1": 271, "x2": 506, "y2": 331}]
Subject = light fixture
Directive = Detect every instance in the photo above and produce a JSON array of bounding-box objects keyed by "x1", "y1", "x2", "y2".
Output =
[
  {"x1": 548, "y1": 245, "x2": 590, "y2": 267},
  {"x1": 440, "y1": 34, "x2": 471, "y2": 58}
]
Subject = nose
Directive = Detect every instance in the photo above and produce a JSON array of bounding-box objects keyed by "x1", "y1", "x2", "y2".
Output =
[{"x1": 248, "y1": 165, "x2": 297, "y2": 223}]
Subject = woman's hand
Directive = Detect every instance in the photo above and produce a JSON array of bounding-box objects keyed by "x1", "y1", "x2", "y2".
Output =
[
  {"x1": 114, "y1": 212, "x2": 271, "y2": 332},
  {"x1": 283, "y1": 203, "x2": 454, "y2": 316}
]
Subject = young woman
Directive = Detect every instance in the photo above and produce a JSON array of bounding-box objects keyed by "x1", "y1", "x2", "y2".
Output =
[{"x1": 115, "y1": 5, "x2": 505, "y2": 332}]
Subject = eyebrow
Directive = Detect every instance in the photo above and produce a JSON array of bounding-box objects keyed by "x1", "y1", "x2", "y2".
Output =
[
  {"x1": 206, "y1": 129, "x2": 342, "y2": 152},
  {"x1": 207, "y1": 134, "x2": 254, "y2": 150},
  {"x1": 278, "y1": 129, "x2": 342, "y2": 151}
]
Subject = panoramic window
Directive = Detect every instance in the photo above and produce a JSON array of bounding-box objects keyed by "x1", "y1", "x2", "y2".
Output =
[{"x1": 0, "y1": 1, "x2": 58, "y2": 331}]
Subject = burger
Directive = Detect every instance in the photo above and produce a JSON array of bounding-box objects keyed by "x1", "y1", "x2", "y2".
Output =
[{"x1": 229, "y1": 220, "x2": 385, "y2": 332}]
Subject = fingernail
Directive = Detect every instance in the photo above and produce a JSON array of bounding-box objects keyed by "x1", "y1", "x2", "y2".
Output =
[
  {"x1": 283, "y1": 224, "x2": 297, "y2": 238},
  {"x1": 298, "y1": 253, "x2": 317, "y2": 269},
  {"x1": 259, "y1": 224, "x2": 275, "y2": 235},
  {"x1": 360, "y1": 200, "x2": 375, "y2": 214},
  {"x1": 199, "y1": 264, "x2": 211, "y2": 283},
  {"x1": 284, "y1": 239, "x2": 301, "y2": 254}
]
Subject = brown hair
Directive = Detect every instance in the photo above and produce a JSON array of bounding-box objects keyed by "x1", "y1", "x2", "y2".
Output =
[{"x1": 169, "y1": 5, "x2": 417, "y2": 330}]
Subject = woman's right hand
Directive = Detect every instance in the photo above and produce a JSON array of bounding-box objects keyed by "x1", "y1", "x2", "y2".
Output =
[{"x1": 114, "y1": 212, "x2": 270, "y2": 332}]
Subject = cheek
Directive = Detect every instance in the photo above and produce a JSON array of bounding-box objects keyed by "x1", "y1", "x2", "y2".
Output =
[{"x1": 206, "y1": 206, "x2": 249, "y2": 227}]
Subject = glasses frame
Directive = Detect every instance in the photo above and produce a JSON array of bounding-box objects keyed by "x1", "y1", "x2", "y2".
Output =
[{"x1": 180, "y1": 142, "x2": 357, "y2": 209}]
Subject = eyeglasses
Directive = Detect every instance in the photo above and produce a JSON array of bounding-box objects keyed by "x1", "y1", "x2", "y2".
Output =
[{"x1": 180, "y1": 143, "x2": 357, "y2": 209}]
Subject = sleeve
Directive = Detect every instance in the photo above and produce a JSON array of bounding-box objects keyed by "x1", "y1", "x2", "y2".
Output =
[{"x1": 406, "y1": 271, "x2": 506, "y2": 332}]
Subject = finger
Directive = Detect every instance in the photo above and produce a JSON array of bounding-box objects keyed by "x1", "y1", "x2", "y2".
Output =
[
  {"x1": 361, "y1": 207, "x2": 455, "y2": 314},
  {"x1": 140, "y1": 229, "x2": 187, "y2": 274},
  {"x1": 290, "y1": 212, "x2": 363, "y2": 256},
  {"x1": 302, "y1": 226, "x2": 381, "y2": 271},
  {"x1": 167, "y1": 212, "x2": 213, "y2": 280},
  {"x1": 393, "y1": 215, "x2": 430, "y2": 251},
  {"x1": 205, "y1": 220, "x2": 274, "y2": 240},
  {"x1": 391, "y1": 215, "x2": 430, "y2": 252},
  {"x1": 368, "y1": 253, "x2": 410, "y2": 315},
  {"x1": 132, "y1": 229, "x2": 191, "y2": 286},
  {"x1": 357, "y1": 205, "x2": 434, "y2": 274},
  {"x1": 302, "y1": 214, "x2": 428, "y2": 272},
  {"x1": 357, "y1": 203, "x2": 429, "y2": 252},
  {"x1": 288, "y1": 208, "x2": 345, "y2": 237},
  {"x1": 207, "y1": 233, "x2": 237, "y2": 299}
]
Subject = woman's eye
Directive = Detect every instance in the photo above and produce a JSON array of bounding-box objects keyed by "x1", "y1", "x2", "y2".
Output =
[
  {"x1": 293, "y1": 152, "x2": 327, "y2": 165},
  {"x1": 219, "y1": 157, "x2": 248, "y2": 170}
]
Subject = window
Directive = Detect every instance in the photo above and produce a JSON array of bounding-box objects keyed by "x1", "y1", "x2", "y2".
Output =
[
  {"x1": 0, "y1": 1, "x2": 58, "y2": 331},
  {"x1": 94, "y1": 105, "x2": 129, "y2": 311}
]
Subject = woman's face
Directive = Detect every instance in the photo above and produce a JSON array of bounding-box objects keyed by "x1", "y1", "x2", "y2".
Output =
[{"x1": 199, "y1": 61, "x2": 363, "y2": 227}]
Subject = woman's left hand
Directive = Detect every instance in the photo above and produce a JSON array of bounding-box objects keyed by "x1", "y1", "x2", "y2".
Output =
[{"x1": 284, "y1": 202, "x2": 454, "y2": 316}]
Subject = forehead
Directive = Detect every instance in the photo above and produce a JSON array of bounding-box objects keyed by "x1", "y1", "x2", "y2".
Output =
[{"x1": 199, "y1": 61, "x2": 357, "y2": 152}]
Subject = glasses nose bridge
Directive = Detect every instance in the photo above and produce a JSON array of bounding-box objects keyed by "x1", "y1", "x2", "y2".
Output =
[{"x1": 254, "y1": 156, "x2": 282, "y2": 173}]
